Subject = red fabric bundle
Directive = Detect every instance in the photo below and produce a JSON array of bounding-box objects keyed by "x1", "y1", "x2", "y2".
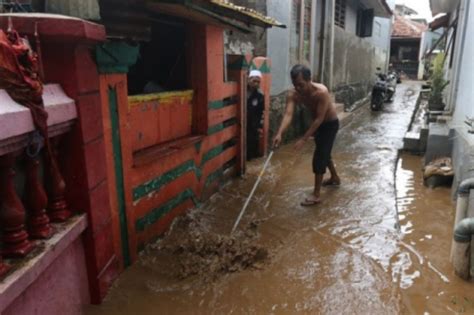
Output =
[{"x1": 0, "y1": 29, "x2": 48, "y2": 141}]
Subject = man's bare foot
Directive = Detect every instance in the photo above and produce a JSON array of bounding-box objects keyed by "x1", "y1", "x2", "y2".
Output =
[
  {"x1": 322, "y1": 178, "x2": 341, "y2": 186},
  {"x1": 300, "y1": 196, "x2": 322, "y2": 206}
]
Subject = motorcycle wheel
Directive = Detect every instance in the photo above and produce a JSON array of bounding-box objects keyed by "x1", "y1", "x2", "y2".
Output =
[
  {"x1": 386, "y1": 92, "x2": 394, "y2": 102},
  {"x1": 371, "y1": 94, "x2": 384, "y2": 111}
]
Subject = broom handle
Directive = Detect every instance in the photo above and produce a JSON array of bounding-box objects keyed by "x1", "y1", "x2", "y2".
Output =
[{"x1": 231, "y1": 150, "x2": 274, "y2": 234}]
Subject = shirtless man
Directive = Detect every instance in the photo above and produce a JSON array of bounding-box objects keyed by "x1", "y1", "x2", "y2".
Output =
[{"x1": 272, "y1": 64, "x2": 341, "y2": 206}]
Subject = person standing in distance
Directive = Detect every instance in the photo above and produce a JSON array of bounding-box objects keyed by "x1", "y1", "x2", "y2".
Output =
[{"x1": 247, "y1": 69, "x2": 265, "y2": 160}]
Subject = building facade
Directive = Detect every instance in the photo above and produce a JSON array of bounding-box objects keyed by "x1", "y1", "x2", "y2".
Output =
[{"x1": 227, "y1": 0, "x2": 393, "y2": 143}]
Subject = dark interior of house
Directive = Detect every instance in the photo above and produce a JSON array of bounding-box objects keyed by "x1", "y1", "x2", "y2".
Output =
[{"x1": 128, "y1": 17, "x2": 188, "y2": 95}]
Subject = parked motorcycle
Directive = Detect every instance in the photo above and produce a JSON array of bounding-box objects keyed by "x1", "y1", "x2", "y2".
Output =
[
  {"x1": 388, "y1": 64, "x2": 401, "y2": 84},
  {"x1": 371, "y1": 71, "x2": 397, "y2": 111},
  {"x1": 390, "y1": 69, "x2": 402, "y2": 84}
]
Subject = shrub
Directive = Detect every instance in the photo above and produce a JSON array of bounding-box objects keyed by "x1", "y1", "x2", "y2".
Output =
[{"x1": 428, "y1": 52, "x2": 449, "y2": 110}]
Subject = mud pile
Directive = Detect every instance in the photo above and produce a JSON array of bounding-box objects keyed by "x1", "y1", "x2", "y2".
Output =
[{"x1": 141, "y1": 214, "x2": 268, "y2": 281}]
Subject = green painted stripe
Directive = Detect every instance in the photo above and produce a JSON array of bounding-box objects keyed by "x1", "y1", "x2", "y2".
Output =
[
  {"x1": 134, "y1": 147, "x2": 237, "y2": 233},
  {"x1": 250, "y1": 60, "x2": 271, "y2": 74},
  {"x1": 132, "y1": 160, "x2": 197, "y2": 201},
  {"x1": 204, "y1": 167, "x2": 223, "y2": 187},
  {"x1": 108, "y1": 88, "x2": 131, "y2": 267},
  {"x1": 207, "y1": 123, "x2": 224, "y2": 135},
  {"x1": 208, "y1": 118, "x2": 237, "y2": 136},
  {"x1": 194, "y1": 141, "x2": 202, "y2": 152},
  {"x1": 132, "y1": 144, "x2": 224, "y2": 201},
  {"x1": 135, "y1": 188, "x2": 199, "y2": 232},
  {"x1": 201, "y1": 145, "x2": 223, "y2": 164},
  {"x1": 208, "y1": 100, "x2": 224, "y2": 110}
]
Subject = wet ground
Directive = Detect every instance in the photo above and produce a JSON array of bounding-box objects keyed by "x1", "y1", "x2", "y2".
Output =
[{"x1": 86, "y1": 82, "x2": 473, "y2": 314}]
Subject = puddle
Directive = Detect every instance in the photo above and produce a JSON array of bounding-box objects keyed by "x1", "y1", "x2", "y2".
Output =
[{"x1": 85, "y1": 82, "x2": 473, "y2": 315}]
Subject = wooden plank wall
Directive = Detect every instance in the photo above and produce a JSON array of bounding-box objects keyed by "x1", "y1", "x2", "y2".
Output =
[{"x1": 100, "y1": 25, "x2": 249, "y2": 263}]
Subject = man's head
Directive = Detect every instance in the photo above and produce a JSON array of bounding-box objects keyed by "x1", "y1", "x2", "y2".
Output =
[
  {"x1": 248, "y1": 70, "x2": 262, "y2": 91},
  {"x1": 290, "y1": 64, "x2": 312, "y2": 94}
]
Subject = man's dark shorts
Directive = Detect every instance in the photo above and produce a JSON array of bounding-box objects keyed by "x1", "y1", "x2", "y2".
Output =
[{"x1": 313, "y1": 119, "x2": 339, "y2": 174}]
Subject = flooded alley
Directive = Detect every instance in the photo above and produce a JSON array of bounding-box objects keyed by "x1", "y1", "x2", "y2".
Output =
[{"x1": 86, "y1": 82, "x2": 471, "y2": 314}]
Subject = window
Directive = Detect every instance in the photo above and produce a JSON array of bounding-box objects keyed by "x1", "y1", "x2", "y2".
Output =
[
  {"x1": 128, "y1": 19, "x2": 188, "y2": 95},
  {"x1": 127, "y1": 17, "x2": 194, "y2": 151},
  {"x1": 356, "y1": 8, "x2": 374, "y2": 37},
  {"x1": 335, "y1": 0, "x2": 346, "y2": 29}
]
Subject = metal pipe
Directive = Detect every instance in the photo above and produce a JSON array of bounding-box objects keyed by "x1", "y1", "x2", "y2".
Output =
[
  {"x1": 452, "y1": 239, "x2": 470, "y2": 279},
  {"x1": 454, "y1": 217, "x2": 474, "y2": 243},
  {"x1": 451, "y1": 178, "x2": 474, "y2": 279},
  {"x1": 452, "y1": 217, "x2": 474, "y2": 279},
  {"x1": 450, "y1": 194, "x2": 468, "y2": 261},
  {"x1": 458, "y1": 178, "x2": 474, "y2": 195}
]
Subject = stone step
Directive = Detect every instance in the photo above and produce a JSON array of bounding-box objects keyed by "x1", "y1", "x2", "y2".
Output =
[{"x1": 403, "y1": 131, "x2": 421, "y2": 152}]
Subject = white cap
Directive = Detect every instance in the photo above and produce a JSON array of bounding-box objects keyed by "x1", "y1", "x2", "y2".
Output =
[{"x1": 249, "y1": 69, "x2": 262, "y2": 78}]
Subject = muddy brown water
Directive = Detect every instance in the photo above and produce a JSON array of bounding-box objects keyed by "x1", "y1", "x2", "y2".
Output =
[{"x1": 86, "y1": 82, "x2": 473, "y2": 314}]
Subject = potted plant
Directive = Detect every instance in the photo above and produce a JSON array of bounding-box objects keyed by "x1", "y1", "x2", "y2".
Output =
[{"x1": 428, "y1": 52, "x2": 449, "y2": 111}]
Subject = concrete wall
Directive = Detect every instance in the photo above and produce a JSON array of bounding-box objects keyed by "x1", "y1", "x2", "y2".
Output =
[
  {"x1": 236, "y1": 0, "x2": 394, "y2": 143},
  {"x1": 444, "y1": 0, "x2": 474, "y2": 280},
  {"x1": 267, "y1": 0, "x2": 316, "y2": 144},
  {"x1": 312, "y1": 0, "x2": 324, "y2": 81},
  {"x1": 451, "y1": 128, "x2": 474, "y2": 190},
  {"x1": 330, "y1": 0, "x2": 393, "y2": 108},
  {"x1": 3, "y1": 238, "x2": 90, "y2": 315},
  {"x1": 452, "y1": 0, "x2": 474, "y2": 124},
  {"x1": 372, "y1": 17, "x2": 392, "y2": 71},
  {"x1": 267, "y1": 0, "x2": 292, "y2": 95},
  {"x1": 372, "y1": 0, "x2": 394, "y2": 71},
  {"x1": 332, "y1": 26, "x2": 377, "y2": 108},
  {"x1": 345, "y1": 0, "x2": 359, "y2": 34},
  {"x1": 223, "y1": 0, "x2": 267, "y2": 56}
]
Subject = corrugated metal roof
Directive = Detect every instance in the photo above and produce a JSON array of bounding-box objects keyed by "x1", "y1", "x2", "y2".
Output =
[
  {"x1": 207, "y1": 0, "x2": 285, "y2": 28},
  {"x1": 151, "y1": 0, "x2": 285, "y2": 30}
]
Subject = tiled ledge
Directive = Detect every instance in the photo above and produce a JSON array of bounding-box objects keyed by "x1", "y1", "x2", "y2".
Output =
[{"x1": 0, "y1": 214, "x2": 87, "y2": 313}]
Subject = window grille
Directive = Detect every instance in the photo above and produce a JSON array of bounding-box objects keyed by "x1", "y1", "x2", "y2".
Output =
[{"x1": 335, "y1": 0, "x2": 346, "y2": 28}]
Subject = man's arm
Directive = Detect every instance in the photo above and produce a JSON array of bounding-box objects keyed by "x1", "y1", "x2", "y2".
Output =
[{"x1": 301, "y1": 91, "x2": 330, "y2": 140}]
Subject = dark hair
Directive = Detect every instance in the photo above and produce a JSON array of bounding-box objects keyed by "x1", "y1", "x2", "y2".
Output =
[{"x1": 290, "y1": 64, "x2": 311, "y2": 81}]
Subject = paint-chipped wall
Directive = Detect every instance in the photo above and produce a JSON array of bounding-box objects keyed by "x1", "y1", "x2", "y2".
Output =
[
  {"x1": 452, "y1": 0, "x2": 474, "y2": 125},
  {"x1": 332, "y1": 26, "x2": 384, "y2": 108},
  {"x1": 223, "y1": 0, "x2": 267, "y2": 56},
  {"x1": 267, "y1": 0, "x2": 292, "y2": 95},
  {"x1": 269, "y1": 91, "x2": 313, "y2": 146},
  {"x1": 266, "y1": 0, "x2": 302, "y2": 144}
]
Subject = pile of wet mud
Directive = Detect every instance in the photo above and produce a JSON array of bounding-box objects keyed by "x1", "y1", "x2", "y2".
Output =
[{"x1": 140, "y1": 214, "x2": 268, "y2": 281}]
